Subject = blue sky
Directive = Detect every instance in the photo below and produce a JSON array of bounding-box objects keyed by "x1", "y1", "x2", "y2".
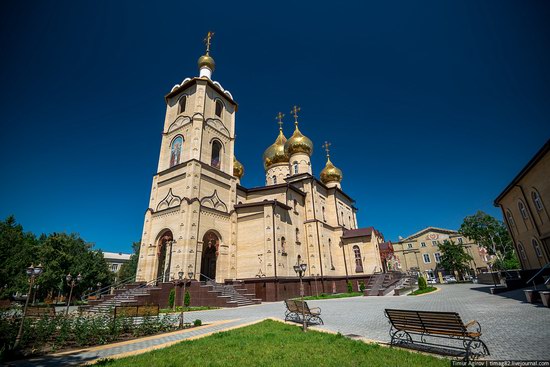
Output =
[{"x1": 1, "y1": 1, "x2": 549, "y2": 253}]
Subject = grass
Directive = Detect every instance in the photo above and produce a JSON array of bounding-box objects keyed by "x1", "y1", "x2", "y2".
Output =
[
  {"x1": 159, "y1": 306, "x2": 219, "y2": 313},
  {"x1": 99, "y1": 319, "x2": 448, "y2": 367},
  {"x1": 408, "y1": 287, "x2": 437, "y2": 296},
  {"x1": 299, "y1": 292, "x2": 363, "y2": 301}
]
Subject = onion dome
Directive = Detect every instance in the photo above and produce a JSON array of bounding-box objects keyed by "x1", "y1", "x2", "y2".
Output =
[
  {"x1": 233, "y1": 156, "x2": 244, "y2": 179},
  {"x1": 198, "y1": 54, "x2": 216, "y2": 72},
  {"x1": 263, "y1": 129, "x2": 289, "y2": 170},
  {"x1": 284, "y1": 122, "x2": 313, "y2": 156},
  {"x1": 320, "y1": 158, "x2": 343, "y2": 184}
]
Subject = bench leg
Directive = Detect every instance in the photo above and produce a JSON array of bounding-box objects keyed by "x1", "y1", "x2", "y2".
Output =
[{"x1": 464, "y1": 338, "x2": 490, "y2": 362}]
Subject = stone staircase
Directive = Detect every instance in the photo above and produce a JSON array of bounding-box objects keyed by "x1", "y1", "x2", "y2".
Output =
[
  {"x1": 86, "y1": 283, "x2": 158, "y2": 313},
  {"x1": 202, "y1": 281, "x2": 261, "y2": 307},
  {"x1": 364, "y1": 272, "x2": 404, "y2": 296}
]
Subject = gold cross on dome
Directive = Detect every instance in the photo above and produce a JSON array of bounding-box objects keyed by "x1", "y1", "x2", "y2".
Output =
[
  {"x1": 275, "y1": 112, "x2": 285, "y2": 130},
  {"x1": 322, "y1": 141, "x2": 331, "y2": 158},
  {"x1": 290, "y1": 105, "x2": 301, "y2": 123},
  {"x1": 204, "y1": 31, "x2": 215, "y2": 54}
]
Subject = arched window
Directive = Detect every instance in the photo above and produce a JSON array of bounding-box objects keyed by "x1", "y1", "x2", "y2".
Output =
[
  {"x1": 518, "y1": 201, "x2": 529, "y2": 219},
  {"x1": 170, "y1": 136, "x2": 183, "y2": 167},
  {"x1": 215, "y1": 100, "x2": 223, "y2": 117},
  {"x1": 517, "y1": 242, "x2": 527, "y2": 261},
  {"x1": 532, "y1": 190, "x2": 544, "y2": 211},
  {"x1": 272, "y1": 175, "x2": 277, "y2": 184},
  {"x1": 293, "y1": 162, "x2": 299, "y2": 175},
  {"x1": 353, "y1": 245, "x2": 363, "y2": 273},
  {"x1": 328, "y1": 238, "x2": 335, "y2": 270},
  {"x1": 506, "y1": 210, "x2": 515, "y2": 227},
  {"x1": 211, "y1": 140, "x2": 222, "y2": 169},
  {"x1": 295, "y1": 228, "x2": 300, "y2": 244},
  {"x1": 322, "y1": 206, "x2": 326, "y2": 221},
  {"x1": 178, "y1": 95, "x2": 186, "y2": 114},
  {"x1": 532, "y1": 238, "x2": 543, "y2": 258}
]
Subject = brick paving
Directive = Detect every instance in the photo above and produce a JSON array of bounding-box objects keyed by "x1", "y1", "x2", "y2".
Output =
[{"x1": 7, "y1": 283, "x2": 549, "y2": 366}]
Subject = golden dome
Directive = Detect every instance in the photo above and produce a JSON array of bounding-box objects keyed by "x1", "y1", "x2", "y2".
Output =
[
  {"x1": 320, "y1": 158, "x2": 343, "y2": 184},
  {"x1": 263, "y1": 130, "x2": 289, "y2": 170},
  {"x1": 198, "y1": 54, "x2": 216, "y2": 71},
  {"x1": 284, "y1": 124, "x2": 313, "y2": 156},
  {"x1": 233, "y1": 156, "x2": 244, "y2": 179}
]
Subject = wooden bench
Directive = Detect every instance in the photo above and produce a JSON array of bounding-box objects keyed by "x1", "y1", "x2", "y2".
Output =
[
  {"x1": 384, "y1": 309, "x2": 489, "y2": 362},
  {"x1": 284, "y1": 299, "x2": 323, "y2": 325},
  {"x1": 25, "y1": 305, "x2": 56, "y2": 318}
]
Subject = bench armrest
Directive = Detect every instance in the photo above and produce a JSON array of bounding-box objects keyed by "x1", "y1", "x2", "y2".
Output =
[
  {"x1": 465, "y1": 319, "x2": 481, "y2": 333},
  {"x1": 310, "y1": 307, "x2": 321, "y2": 313}
]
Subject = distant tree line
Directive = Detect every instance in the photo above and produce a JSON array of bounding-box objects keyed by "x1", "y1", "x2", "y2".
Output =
[{"x1": 0, "y1": 216, "x2": 116, "y2": 302}]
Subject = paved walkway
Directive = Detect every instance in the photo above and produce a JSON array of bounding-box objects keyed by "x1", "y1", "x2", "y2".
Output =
[{"x1": 8, "y1": 284, "x2": 550, "y2": 366}]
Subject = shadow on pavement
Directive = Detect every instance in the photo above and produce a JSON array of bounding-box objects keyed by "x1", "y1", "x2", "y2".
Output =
[
  {"x1": 5, "y1": 352, "x2": 98, "y2": 367},
  {"x1": 469, "y1": 284, "x2": 548, "y2": 307}
]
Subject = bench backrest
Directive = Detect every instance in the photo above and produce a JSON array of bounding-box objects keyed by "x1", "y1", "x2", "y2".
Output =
[
  {"x1": 294, "y1": 300, "x2": 311, "y2": 314},
  {"x1": 285, "y1": 299, "x2": 299, "y2": 313},
  {"x1": 385, "y1": 309, "x2": 467, "y2": 336},
  {"x1": 26, "y1": 306, "x2": 56, "y2": 317}
]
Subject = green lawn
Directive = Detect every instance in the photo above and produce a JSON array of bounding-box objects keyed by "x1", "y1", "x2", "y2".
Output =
[
  {"x1": 97, "y1": 319, "x2": 447, "y2": 367},
  {"x1": 408, "y1": 287, "x2": 438, "y2": 296},
  {"x1": 299, "y1": 292, "x2": 363, "y2": 301}
]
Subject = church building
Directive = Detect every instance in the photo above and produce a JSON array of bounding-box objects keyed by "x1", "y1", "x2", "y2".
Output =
[{"x1": 135, "y1": 34, "x2": 384, "y2": 296}]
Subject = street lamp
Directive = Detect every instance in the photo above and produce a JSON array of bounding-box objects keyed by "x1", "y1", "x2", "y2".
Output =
[
  {"x1": 178, "y1": 270, "x2": 194, "y2": 329},
  {"x1": 293, "y1": 261, "x2": 307, "y2": 332},
  {"x1": 14, "y1": 263, "x2": 43, "y2": 349},
  {"x1": 65, "y1": 273, "x2": 82, "y2": 316}
]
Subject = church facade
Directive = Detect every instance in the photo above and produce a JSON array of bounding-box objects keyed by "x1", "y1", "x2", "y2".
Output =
[{"x1": 136, "y1": 36, "x2": 383, "y2": 288}]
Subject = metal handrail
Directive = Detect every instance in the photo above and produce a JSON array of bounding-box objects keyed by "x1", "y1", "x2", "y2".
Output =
[
  {"x1": 525, "y1": 263, "x2": 550, "y2": 290},
  {"x1": 200, "y1": 273, "x2": 216, "y2": 284},
  {"x1": 81, "y1": 274, "x2": 138, "y2": 300}
]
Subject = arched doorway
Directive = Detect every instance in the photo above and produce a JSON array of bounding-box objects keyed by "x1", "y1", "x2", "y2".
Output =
[
  {"x1": 201, "y1": 231, "x2": 219, "y2": 281},
  {"x1": 156, "y1": 230, "x2": 173, "y2": 282}
]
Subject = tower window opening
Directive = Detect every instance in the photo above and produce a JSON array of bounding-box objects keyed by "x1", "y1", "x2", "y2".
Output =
[
  {"x1": 353, "y1": 245, "x2": 363, "y2": 273},
  {"x1": 506, "y1": 210, "x2": 516, "y2": 227},
  {"x1": 295, "y1": 228, "x2": 300, "y2": 244},
  {"x1": 532, "y1": 190, "x2": 544, "y2": 211},
  {"x1": 322, "y1": 206, "x2": 326, "y2": 221},
  {"x1": 517, "y1": 242, "x2": 527, "y2": 261},
  {"x1": 532, "y1": 239, "x2": 543, "y2": 258},
  {"x1": 215, "y1": 100, "x2": 223, "y2": 117},
  {"x1": 272, "y1": 175, "x2": 277, "y2": 184},
  {"x1": 211, "y1": 140, "x2": 222, "y2": 169},
  {"x1": 518, "y1": 200, "x2": 529, "y2": 219},
  {"x1": 293, "y1": 162, "x2": 298, "y2": 175},
  {"x1": 179, "y1": 95, "x2": 186, "y2": 114}
]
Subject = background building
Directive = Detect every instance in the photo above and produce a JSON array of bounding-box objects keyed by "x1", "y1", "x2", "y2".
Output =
[
  {"x1": 494, "y1": 139, "x2": 550, "y2": 270},
  {"x1": 393, "y1": 227, "x2": 490, "y2": 280},
  {"x1": 103, "y1": 251, "x2": 131, "y2": 276}
]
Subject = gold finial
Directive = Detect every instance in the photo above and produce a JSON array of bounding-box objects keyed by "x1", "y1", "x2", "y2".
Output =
[
  {"x1": 275, "y1": 112, "x2": 284, "y2": 131},
  {"x1": 290, "y1": 105, "x2": 301, "y2": 125},
  {"x1": 204, "y1": 31, "x2": 215, "y2": 55},
  {"x1": 322, "y1": 141, "x2": 331, "y2": 158}
]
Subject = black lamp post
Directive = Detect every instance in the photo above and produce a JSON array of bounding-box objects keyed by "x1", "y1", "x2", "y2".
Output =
[
  {"x1": 65, "y1": 273, "x2": 82, "y2": 316},
  {"x1": 178, "y1": 270, "x2": 194, "y2": 329},
  {"x1": 293, "y1": 261, "x2": 307, "y2": 332},
  {"x1": 14, "y1": 263, "x2": 43, "y2": 349}
]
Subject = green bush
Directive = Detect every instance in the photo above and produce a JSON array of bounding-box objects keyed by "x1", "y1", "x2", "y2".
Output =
[
  {"x1": 346, "y1": 281, "x2": 353, "y2": 293},
  {"x1": 359, "y1": 281, "x2": 366, "y2": 292},
  {"x1": 193, "y1": 319, "x2": 202, "y2": 327},
  {"x1": 168, "y1": 288, "x2": 175, "y2": 309},
  {"x1": 184, "y1": 290, "x2": 191, "y2": 307},
  {"x1": 418, "y1": 276, "x2": 427, "y2": 290}
]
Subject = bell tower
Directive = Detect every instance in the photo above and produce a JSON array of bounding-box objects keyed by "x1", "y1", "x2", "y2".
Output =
[{"x1": 136, "y1": 33, "x2": 240, "y2": 283}]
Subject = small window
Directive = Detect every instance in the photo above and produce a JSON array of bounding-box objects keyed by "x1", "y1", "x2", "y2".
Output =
[
  {"x1": 532, "y1": 190, "x2": 544, "y2": 212},
  {"x1": 532, "y1": 239, "x2": 543, "y2": 258},
  {"x1": 293, "y1": 199, "x2": 297, "y2": 211},
  {"x1": 211, "y1": 140, "x2": 222, "y2": 169},
  {"x1": 272, "y1": 175, "x2": 277, "y2": 184},
  {"x1": 457, "y1": 237, "x2": 463, "y2": 244},
  {"x1": 322, "y1": 207, "x2": 326, "y2": 221},
  {"x1": 517, "y1": 242, "x2": 527, "y2": 261},
  {"x1": 348, "y1": 216, "x2": 351, "y2": 229},
  {"x1": 295, "y1": 228, "x2": 300, "y2": 244},
  {"x1": 407, "y1": 244, "x2": 413, "y2": 249},
  {"x1": 353, "y1": 246, "x2": 363, "y2": 272},
  {"x1": 293, "y1": 162, "x2": 299, "y2": 175},
  {"x1": 178, "y1": 95, "x2": 186, "y2": 113},
  {"x1": 215, "y1": 100, "x2": 223, "y2": 117},
  {"x1": 170, "y1": 135, "x2": 184, "y2": 167},
  {"x1": 432, "y1": 240, "x2": 437, "y2": 246},
  {"x1": 518, "y1": 200, "x2": 529, "y2": 219},
  {"x1": 423, "y1": 254, "x2": 431, "y2": 263},
  {"x1": 111, "y1": 263, "x2": 119, "y2": 272},
  {"x1": 420, "y1": 242, "x2": 426, "y2": 248},
  {"x1": 507, "y1": 210, "x2": 516, "y2": 227},
  {"x1": 281, "y1": 236, "x2": 286, "y2": 253},
  {"x1": 434, "y1": 253, "x2": 441, "y2": 263}
]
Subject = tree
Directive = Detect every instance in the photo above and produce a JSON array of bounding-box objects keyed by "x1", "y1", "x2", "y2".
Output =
[
  {"x1": 437, "y1": 240, "x2": 473, "y2": 280},
  {"x1": 459, "y1": 211, "x2": 518, "y2": 270},
  {"x1": 118, "y1": 241, "x2": 140, "y2": 282},
  {"x1": 184, "y1": 290, "x2": 191, "y2": 307}
]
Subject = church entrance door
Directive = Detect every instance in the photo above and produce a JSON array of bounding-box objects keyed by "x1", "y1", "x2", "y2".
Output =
[
  {"x1": 200, "y1": 231, "x2": 219, "y2": 281},
  {"x1": 156, "y1": 231, "x2": 173, "y2": 283}
]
